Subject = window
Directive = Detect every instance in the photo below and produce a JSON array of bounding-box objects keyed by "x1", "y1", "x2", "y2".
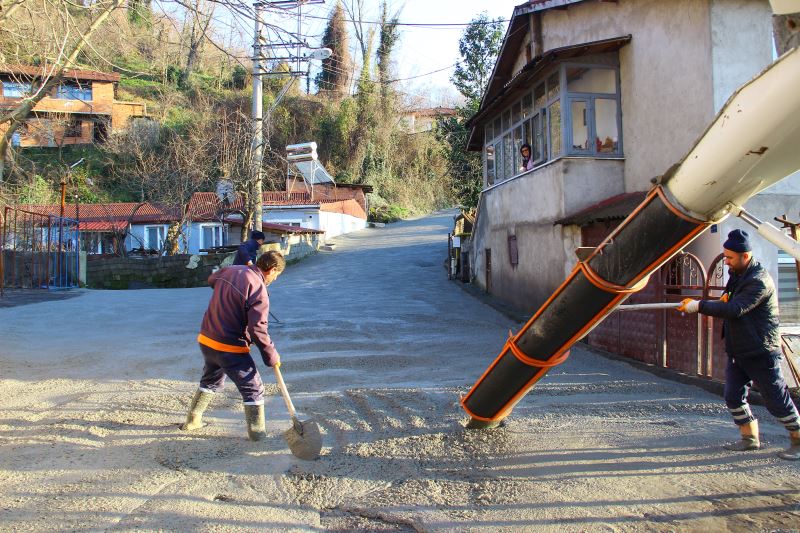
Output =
[
  {"x1": 549, "y1": 100, "x2": 562, "y2": 156},
  {"x1": 200, "y1": 224, "x2": 224, "y2": 249},
  {"x1": 595, "y1": 99, "x2": 619, "y2": 153},
  {"x1": 144, "y1": 225, "x2": 166, "y2": 250},
  {"x1": 485, "y1": 144, "x2": 495, "y2": 186},
  {"x1": 3, "y1": 81, "x2": 32, "y2": 98},
  {"x1": 564, "y1": 66, "x2": 620, "y2": 157},
  {"x1": 502, "y1": 132, "x2": 513, "y2": 181},
  {"x1": 521, "y1": 94, "x2": 532, "y2": 120},
  {"x1": 566, "y1": 67, "x2": 616, "y2": 93},
  {"x1": 55, "y1": 83, "x2": 92, "y2": 101},
  {"x1": 570, "y1": 99, "x2": 590, "y2": 152},
  {"x1": 513, "y1": 126, "x2": 523, "y2": 172},
  {"x1": 481, "y1": 63, "x2": 622, "y2": 187},
  {"x1": 65, "y1": 120, "x2": 82, "y2": 138}
]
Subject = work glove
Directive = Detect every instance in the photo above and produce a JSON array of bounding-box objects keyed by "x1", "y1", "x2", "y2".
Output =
[
  {"x1": 720, "y1": 293, "x2": 729, "y2": 303},
  {"x1": 677, "y1": 298, "x2": 700, "y2": 314}
]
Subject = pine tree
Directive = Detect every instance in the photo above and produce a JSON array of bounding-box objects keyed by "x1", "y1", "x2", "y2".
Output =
[{"x1": 315, "y1": 1, "x2": 352, "y2": 96}]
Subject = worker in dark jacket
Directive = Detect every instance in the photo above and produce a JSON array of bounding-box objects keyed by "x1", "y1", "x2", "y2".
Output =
[
  {"x1": 677, "y1": 229, "x2": 800, "y2": 459},
  {"x1": 180, "y1": 250, "x2": 285, "y2": 441},
  {"x1": 233, "y1": 230, "x2": 265, "y2": 266}
]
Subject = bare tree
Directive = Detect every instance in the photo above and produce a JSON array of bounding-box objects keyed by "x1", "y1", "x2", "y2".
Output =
[
  {"x1": 179, "y1": 0, "x2": 215, "y2": 87},
  {"x1": 0, "y1": 0, "x2": 125, "y2": 180}
]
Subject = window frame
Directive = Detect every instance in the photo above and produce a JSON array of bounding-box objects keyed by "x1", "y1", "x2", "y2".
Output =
[
  {"x1": 562, "y1": 62, "x2": 623, "y2": 158},
  {"x1": 481, "y1": 61, "x2": 623, "y2": 188},
  {"x1": 3, "y1": 81, "x2": 32, "y2": 98},
  {"x1": 199, "y1": 223, "x2": 225, "y2": 250},
  {"x1": 54, "y1": 82, "x2": 92, "y2": 101},
  {"x1": 144, "y1": 224, "x2": 167, "y2": 251}
]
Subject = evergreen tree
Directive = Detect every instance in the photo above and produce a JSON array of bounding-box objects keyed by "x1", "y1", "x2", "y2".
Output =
[
  {"x1": 376, "y1": 1, "x2": 400, "y2": 105},
  {"x1": 451, "y1": 13, "x2": 504, "y2": 112},
  {"x1": 315, "y1": 1, "x2": 352, "y2": 96},
  {"x1": 439, "y1": 13, "x2": 504, "y2": 207}
]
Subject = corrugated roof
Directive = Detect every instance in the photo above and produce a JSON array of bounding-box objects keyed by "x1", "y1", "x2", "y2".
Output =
[
  {"x1": 187, "y1": 191, "x2": 319, "y2": 221},
  {"x1": 554, "y1": 192, "x2": 646, "y2": 226}
]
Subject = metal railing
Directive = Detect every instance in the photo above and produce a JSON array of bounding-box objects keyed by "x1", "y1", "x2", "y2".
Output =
[{"x1": 1, "y1": 206, "x2": 80, "y2": 295}]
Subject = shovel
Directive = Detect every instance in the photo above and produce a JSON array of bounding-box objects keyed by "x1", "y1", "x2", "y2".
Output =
[{"x1": 274, "y1": 364, "x2": 322, "y2": 460}]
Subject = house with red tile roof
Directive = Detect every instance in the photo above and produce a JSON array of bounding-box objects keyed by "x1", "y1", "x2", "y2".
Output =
[
  {"x1": 0, "y1": 65, "x2": 147, "y2": 147},
  {"x1": 18, "y1": 202, "x2": 179, "y2": 254},
  {"x1": 186, "y1": 183, "x2": 369, "y2": 254}
]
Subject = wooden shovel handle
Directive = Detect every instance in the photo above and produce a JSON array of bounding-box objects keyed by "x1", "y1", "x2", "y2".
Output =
[{"x1": 273, "y1": 364, "x2": 297, "y2": 419}]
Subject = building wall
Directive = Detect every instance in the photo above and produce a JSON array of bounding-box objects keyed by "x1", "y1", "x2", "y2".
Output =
[
  {"x1": 541, "y1": 0, "x2": 720, "y2": 191},
  {"x1": 710, "y1": 0, "x2": 773, "y2": 113},
  {"x1": 469, "y1": 0, "x2": 776, "y2": 313},
  {"x1": 111, "y1": 101, "x2": 145, "y2": 131},
  {"x1": 318, "y1": 210, "x2": 368, "y2": 239},
  {"x1": 470, "y1": 158, "x2": 623, "y2": 310}
]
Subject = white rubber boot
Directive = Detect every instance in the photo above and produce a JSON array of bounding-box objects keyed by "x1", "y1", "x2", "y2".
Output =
[
  {"x1": 180, "y1": 390, "x2": 214, "y2": 431},
  {"x1": 724, "y1": 420, "x2": 760, "y2": 451}
]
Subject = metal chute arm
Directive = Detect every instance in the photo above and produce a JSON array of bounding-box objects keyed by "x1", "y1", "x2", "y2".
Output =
[
  {"x1": 461, "y1": 187, "x2": 708, "y2": 422},
  {"x1": 461, "y1": 47, "x2": 800, "y2": 424}
]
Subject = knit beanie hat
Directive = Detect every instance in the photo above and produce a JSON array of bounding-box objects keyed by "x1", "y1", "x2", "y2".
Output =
[{"x1": 723, "y1": 229, "x2": 751, "y2": 253}]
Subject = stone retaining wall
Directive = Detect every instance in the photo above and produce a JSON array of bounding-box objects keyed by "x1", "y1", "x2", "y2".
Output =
[
  {"x1": 86, "y1": 235, "x2": 319, "y2": 289},
  {"x1": 86, "y1": 254, "x2": 227, "y2": 289}
]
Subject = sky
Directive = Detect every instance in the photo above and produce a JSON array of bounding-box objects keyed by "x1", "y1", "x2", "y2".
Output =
[{"x1": 257, "y1": 0, "x2": 525, "y2": 106}]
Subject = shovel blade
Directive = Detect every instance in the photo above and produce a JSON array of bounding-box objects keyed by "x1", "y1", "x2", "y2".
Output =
[{"x1": 283, "y1": 418, "x2": 322, "y2": 460}]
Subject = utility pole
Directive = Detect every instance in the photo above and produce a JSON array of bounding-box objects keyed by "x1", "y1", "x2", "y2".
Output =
[
  {"x1": 251, "y1": 2, "x2": 265, "y2": 232},
  {"x1": 250, "y1": 0, "x2": 327, "y2": 233}
]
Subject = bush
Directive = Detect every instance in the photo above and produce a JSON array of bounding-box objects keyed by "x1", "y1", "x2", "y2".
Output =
[{"x1": 369, "y1": 204, "x2": 409, "y2": 223}]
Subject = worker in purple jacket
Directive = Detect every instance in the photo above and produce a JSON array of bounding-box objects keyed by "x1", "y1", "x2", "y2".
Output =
[{"x1": 180, "y1": 250, "x2": 285, "y2": 441}]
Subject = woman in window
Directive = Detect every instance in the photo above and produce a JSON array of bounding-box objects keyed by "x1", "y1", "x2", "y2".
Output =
[{"x1": 519, "y1": 143, "x2": 534, "y2": 172}]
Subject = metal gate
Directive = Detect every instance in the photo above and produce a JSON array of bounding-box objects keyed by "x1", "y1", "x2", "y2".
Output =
[
  {"x1": 1, "y1": 205, "x2": 80, "y2": 294},
  {"x1": 661, "y1": 252, "x2": 707, "y2": 375},
  {"x1": 702, "y1": 252, "x2": 728, "y2": 381}
]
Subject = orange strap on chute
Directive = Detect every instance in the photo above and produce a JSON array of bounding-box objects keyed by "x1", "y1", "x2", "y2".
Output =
[{"x1": 504, "y1": 330, "x2": 571, "y2": 369}]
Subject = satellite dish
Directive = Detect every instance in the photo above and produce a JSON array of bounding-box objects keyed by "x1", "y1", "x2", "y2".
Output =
[{"x1": 215, "y1": 180, "x2": 236, "y2": 204}]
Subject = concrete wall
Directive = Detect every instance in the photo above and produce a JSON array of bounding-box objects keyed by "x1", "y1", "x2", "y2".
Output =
[
  {"x1": 318, "y1": 211, "x2": 367, "y2": 239},
  {"x1": 710, "y1": 0, "x2": 774, "y2": 113},
  {"x1": 538, "y1": 0, "x2": 771, "y2": 192},
  {"x1": 470, "y1": 158, "x2": 623, "y2": 310}
]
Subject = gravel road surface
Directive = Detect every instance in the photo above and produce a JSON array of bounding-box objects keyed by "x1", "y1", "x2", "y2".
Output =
[{"x1": 1, "y1": 210, "x2": 799, "y2": 532}]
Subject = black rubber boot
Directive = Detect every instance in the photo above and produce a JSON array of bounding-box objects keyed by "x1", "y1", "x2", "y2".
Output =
[
  {"x1": 244, "y1": 404, "x2": 266, "y2": 441},
  {"x1": 180, "y1": 390, "x2": 214, "y2": 431}
]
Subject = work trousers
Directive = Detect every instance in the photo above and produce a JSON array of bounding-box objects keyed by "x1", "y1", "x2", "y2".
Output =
[
  {"x1": 198, "y1": 343, "x2": 265, "y2": 405},
  {"x1": 724, "y1": 351, "x2": 800, "y2": 432}
]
